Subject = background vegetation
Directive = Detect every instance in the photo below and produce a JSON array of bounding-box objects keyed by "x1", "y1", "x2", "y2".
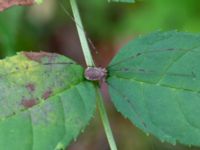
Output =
[{"x1": 1, "y1": 0, "x2": 200, "y2": 149}]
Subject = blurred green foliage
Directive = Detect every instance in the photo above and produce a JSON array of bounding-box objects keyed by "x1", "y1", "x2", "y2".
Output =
[
  {"x1": 109, "y1": 0, "x2": 135, "y2": 3},
  {"x1": 1, "y1": 0, "x2": 200, "y2": 56},
  {"x1": 0, "y1": 7, "x2": 24, "y2": 57},
  {"x1": 126, "y1": 0, "x2": 200, "y2": 33}
]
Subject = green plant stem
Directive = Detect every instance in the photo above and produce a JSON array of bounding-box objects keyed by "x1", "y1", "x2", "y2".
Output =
[
  {"x1": 69, "y1": 0, "x2": 94, "y2": 67},
  {"x1": 69, "y1": 0, "x2": 117, "y2": 149},
  {"x1": 96, "y1": 87, "x2": 118, "y2": 150}
]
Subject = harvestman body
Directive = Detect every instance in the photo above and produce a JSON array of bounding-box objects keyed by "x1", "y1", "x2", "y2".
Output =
[{"x1": 84, "y1": 67, "x2": 107, "y2": 82}]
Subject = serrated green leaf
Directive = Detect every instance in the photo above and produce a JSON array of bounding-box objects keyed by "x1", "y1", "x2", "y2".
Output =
[
  {"x1": 108, "y1": 0, "x2": 135, "y2": 3},
  {"x1": 0, "y1": 52, "x2": 96, "y2": 150},
  {"x1": 107, "y1": 31, "x2": 200, "y2": 146}
]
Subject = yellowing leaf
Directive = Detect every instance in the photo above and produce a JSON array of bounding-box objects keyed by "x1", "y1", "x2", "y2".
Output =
[{"x1": 0, "y1": 52, "x2": 96, "y2": 150}]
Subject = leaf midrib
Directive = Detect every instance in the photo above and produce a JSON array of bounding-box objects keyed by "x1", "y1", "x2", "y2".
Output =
[
  {"x1": 108, "y1": 75, "x2": 199, "y2": 93},
  {"x1": 109, "y1": 44, "x2": 200, "y2": 93}
]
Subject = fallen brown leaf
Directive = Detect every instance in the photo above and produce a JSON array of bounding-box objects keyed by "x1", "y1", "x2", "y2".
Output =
[{"x1": 0, "y1": 0, "x2": 34, "y2": 12}]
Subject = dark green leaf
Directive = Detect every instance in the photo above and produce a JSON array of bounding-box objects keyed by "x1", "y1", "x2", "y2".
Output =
[
  {"x1": 108, "y1": 31, "x2": 200, "y2": 146},
  {"x1": 0, "y1": 52, "x2": 96, "y2": 150}
]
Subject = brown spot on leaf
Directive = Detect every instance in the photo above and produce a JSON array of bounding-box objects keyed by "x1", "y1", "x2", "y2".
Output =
[
  {"x1": 23, "y1": 52, "x2": 57, "y2": 63},
  {"x1": 21, "y1": 98, "x2": 37, "y2": 108},
  {"x1": 42, "y1": 90, "x2": 52, "y2": 100},
  {"x1": 26, "y1": 83, "x2": 35, "y2": 92},
  {"x1": 0, "y1": 0, "x2": 34, "y2": 12}
]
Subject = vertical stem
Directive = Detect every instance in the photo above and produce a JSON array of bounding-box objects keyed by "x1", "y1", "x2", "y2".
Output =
[
  {"x1": 69, "y1": 0, "x2": 118, "y2": 149},
  {"x1": 96, "y1": 87, "x2": 118, "y2": 150},
  {"x1": 69, "y1": 0, "x2": 94, "y2": 67}
]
